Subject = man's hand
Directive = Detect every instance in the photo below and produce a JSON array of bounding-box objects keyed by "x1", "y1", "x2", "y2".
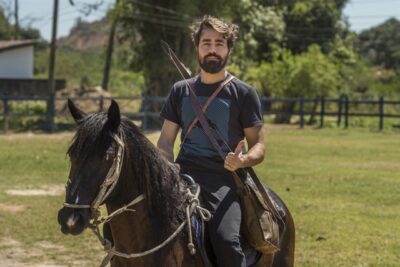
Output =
[{"x1": 224, "y1": 140, "x2": 246, "y2": 172}]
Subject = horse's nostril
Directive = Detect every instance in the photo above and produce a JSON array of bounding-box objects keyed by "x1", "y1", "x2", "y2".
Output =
[
  {"x1": 66, "y1": 212, "x2": 80, "y2": 228},
  {"x1": 57, "y1": 207, "x2": 90, "y2": 236}
]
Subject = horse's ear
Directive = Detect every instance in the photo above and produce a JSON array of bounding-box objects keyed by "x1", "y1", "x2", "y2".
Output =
[
  {"x1": 107, "y1": 99, "x2": 120, "y2": 131},
  {"x1": 68, "y1": 99, "x2": 86, "y2": 123}
]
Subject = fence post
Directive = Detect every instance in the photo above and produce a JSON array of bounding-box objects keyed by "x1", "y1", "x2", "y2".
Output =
[
  {"x1": 320, "y1": 97, "x2": 325, "y2": 128},
  {"x1": 142, "y1": 96, "x2": 148, "y2": 131},
  {"x1": 47, "y1": 94, "x2": 56, "y2": 132},
  {"x1": 337, "y1": 96, "x2": 343, "y2": 127},
  {"x1": 300, "y1": 96, "x2": 305, "y2": 128},
  {"x1": 99, "y1": 95, "x2": 104, "y2": 112},
  {"x1": 344, "y1": 95, "x2": 349, "y2": 129},
  {"x1": 3, "y1": 99, "x2": 9, "y2": 133},
  {"x1": 379, "y1": 96, "x2": 384, "y2": 130}
]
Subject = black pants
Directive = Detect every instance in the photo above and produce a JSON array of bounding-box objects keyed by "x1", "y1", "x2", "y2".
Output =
[{"x1": 185, "y1": 170, "x2": 246, "y2": 267}]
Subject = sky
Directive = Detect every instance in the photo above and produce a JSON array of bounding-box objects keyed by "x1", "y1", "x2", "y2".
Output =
[{"x1": 10, "y1": 0, "x2": 400, "y2": 41}]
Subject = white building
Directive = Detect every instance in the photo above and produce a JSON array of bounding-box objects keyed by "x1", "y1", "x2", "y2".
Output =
[{"x1": 0, "y1": 40, "x2": 37, "y2": 79}]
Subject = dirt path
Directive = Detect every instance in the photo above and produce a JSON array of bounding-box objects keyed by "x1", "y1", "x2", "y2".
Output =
[{"x1": 0, "y1": 238, "x2": 92, "y2": 267}]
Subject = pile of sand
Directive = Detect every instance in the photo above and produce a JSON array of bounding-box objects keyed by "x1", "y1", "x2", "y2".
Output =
[{"x1": 56, "y1": 86, "x2": 112, "y2": 115}]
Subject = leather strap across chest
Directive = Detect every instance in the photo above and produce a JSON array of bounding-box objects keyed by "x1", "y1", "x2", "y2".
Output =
[{"x1": 181, "y1": 75, "x2": 235, "y2": 145}]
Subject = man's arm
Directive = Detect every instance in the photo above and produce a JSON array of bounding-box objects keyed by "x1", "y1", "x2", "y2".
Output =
[
  {"x1": 224, "y1": 126, "x2": 265, "y2": 171},
  {"x1": 157, "y1": 119, "x2": 180, "y2": 162}
]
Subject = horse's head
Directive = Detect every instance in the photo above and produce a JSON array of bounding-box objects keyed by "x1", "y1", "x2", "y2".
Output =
[{"x1": 58, "y1": 99, "x2": 123, "y2": 235}]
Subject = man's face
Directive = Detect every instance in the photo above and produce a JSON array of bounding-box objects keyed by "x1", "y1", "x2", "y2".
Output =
[{"x1": 198, "y1": 28, "x2": 230, "y2": 74}]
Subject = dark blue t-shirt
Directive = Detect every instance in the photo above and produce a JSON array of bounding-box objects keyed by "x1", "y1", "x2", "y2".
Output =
[{"x1": 160, "y1": 75, "x2": 263, "y2": 174}]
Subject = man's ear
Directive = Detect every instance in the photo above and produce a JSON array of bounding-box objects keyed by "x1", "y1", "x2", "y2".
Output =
[{"x1": 68, "y1": 99, "x2": 86, "y2": 124}]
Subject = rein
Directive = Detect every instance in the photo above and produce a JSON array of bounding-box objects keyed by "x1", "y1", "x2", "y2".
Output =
[{"x1": 63, "y1": 132, "x2": 212, "y2": 267}]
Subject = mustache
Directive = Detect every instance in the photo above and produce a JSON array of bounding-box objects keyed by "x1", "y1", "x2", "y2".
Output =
[{"x1": 205, "y1": 53, "x2": 223, "y2": 61}]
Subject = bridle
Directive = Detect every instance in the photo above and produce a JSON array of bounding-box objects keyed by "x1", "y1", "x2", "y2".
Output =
[
  {"x1": 62, "y1": 132, "x2": 211, "y2": 267},
  {"x1": 64, "y1": 133, "x2": 127, "y2": 213}
]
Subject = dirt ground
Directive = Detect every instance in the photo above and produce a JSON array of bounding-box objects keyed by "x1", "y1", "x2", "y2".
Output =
[
  {"x1": 0, "y1": 182, "x2": 82, "y2": 267},
  {"x1": 0, "y1": 238, "x2": 68, "y2": 267},
  {"x1": 5, "y1": 184, "x2": 65, "y2": 197}
]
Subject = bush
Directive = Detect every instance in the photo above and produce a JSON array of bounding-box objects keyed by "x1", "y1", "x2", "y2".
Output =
[{"x1": 244, "y1": 45, "x2": 340, "y2": 98}]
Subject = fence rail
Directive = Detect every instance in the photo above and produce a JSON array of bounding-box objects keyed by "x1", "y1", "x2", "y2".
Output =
[{"x1": 1, "y1": 95, "x2": 400, "y2": 133}]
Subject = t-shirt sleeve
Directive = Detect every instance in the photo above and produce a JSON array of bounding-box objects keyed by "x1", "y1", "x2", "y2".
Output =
[
  {"x1": 160, "y1": 85, "x2": 181, "y2": 125},
  {"x1": 240, "y1": 88, "x2": 263, "y2": 128}
]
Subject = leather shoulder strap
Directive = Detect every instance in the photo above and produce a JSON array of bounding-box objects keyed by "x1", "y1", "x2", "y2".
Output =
[
  {"x1": 181, "y1": 80, "x2": 276, "y2": 215},
  {"x1": 181, "y1": 75, "x2": 235, "y2": 144}
]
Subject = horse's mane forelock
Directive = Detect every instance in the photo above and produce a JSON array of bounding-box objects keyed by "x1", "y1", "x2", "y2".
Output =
[{"x1": 67, "y1": 112, "x2": 109, "y2": 160}]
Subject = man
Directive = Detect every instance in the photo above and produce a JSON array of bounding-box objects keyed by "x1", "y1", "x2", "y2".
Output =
[{"x1": 157, "y1": 15, "x2": 265, "y2": 267}]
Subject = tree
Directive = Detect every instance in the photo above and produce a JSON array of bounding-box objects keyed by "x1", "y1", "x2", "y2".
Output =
[
  {"x1": 283, "y1": 0, "x2": 350, "y2": 54},
  {"x1": 114, "y1": 0, "x2": 353, "y2": 127},
  {"x1": 231, "y1": 2, "x2": 285, "y2": 64},
  {"x1": 0, "y1": 6, "x2": 12, "y2": 39},
  {"x1": 358, "y1": 18, "x2": 400, "y2": 69},
  {"x1": 246, "y1": 45, "x2": 340, "y2": 123},
  {"x1": 0, "y1": 2, "x2": 40, "y2": 40},
  {"x1": 118, "y1": 0, "x2": 233, "y2": 128}
]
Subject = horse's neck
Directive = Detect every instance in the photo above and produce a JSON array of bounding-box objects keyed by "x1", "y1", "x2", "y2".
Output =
[
  {"x1": 106, "y1": 199, "x2": 154, "y2": 243},
  {"x1": 106, "y1": 201, "x2": 197, "y2": 267},
  {"x1": 105, "y1": 142, "x2": 159, "y2": 249},
  {"x1": 106, "y1": 200, "x2": 160, "y2": 266}
]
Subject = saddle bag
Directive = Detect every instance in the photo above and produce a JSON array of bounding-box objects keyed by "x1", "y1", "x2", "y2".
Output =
[{"x1": 233, "y1": 171, "x2": 280, "y2": 254}]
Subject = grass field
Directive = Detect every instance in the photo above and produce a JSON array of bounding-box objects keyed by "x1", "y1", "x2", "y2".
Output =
[{"x1": 0, "y1": 127, "x2": 399, "y2": 266}]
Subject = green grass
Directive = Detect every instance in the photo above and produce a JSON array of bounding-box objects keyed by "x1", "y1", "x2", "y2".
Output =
[{"x1": 0, "y1": 128, "x2": 399, "y2": 266}]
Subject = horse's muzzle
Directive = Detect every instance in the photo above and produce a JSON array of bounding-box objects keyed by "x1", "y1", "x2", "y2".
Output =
[{"x1": 57, "y1": 207, "x2": 91, "y2": 235}]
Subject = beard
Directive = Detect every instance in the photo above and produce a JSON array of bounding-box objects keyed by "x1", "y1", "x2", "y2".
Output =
[{"x1": 199, "y1": 53, "x2": 228, "y2": 74}]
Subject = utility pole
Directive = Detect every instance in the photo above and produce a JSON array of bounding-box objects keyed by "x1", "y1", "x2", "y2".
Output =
[
  {"x1": 48, "y1": 0, "x2": 59, "y2": 132},
  {"x1": 14, "y1": 0, "x2": 19, "y2": 39}
]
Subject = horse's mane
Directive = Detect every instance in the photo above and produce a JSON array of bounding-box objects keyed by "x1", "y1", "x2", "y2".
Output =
[
  {"x1": 120, "y1": 118, "x2": 186, "y2": 234},
  {"x1": 68, "y1": 112, "x2": 185, "y2": 238}
]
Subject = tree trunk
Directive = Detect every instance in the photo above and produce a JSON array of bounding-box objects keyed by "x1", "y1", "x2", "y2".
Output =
[
  {"x1": 140, "y1": 32, "x2": 194, "y2": 130},
  {"x1": 102, "y1": 1, "x2": 119, "y2": 91},
  {"x1": 307, "y1": 100, "x2": 319, "y2": 125},
  {"x1": 274, "y1": 101, "x2": 296, "y2": 124}
]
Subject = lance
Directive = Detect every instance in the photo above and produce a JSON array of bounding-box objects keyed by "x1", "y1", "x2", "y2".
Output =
[{"x1": 160, "y1": 40, "x2": 193, "y2": 81}]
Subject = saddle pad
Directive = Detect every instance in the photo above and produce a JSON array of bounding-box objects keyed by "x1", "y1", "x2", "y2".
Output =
[{"x1": 192, "y1": 215, "x2": 214, "y2": 267}]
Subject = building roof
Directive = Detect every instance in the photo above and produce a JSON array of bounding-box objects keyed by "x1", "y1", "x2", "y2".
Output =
[{"x1": 0, "y1": 40, "x2": 37, "y2": 53}]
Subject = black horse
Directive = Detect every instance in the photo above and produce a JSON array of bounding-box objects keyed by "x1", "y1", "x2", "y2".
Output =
[{"x1": 57, "y1": 100, "x2": 295, "y2": 267}]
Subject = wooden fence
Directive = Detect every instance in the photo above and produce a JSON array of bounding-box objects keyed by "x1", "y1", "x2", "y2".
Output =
[
  {"x1": 261, "y1": 95, "x2": 400, "y2": 129},
  {"x1": 1, "y1": 95, "x2": 400, "y2": 133}
]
